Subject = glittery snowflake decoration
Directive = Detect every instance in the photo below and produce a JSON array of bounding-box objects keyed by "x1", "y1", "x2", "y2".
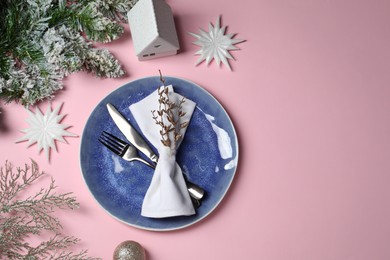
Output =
[
  {"x1": 189, "y1": 16, "x2": 244, "y2": 70},
  {"x1": 16, "y1": 103, "x2": 77, "y2": 161}
]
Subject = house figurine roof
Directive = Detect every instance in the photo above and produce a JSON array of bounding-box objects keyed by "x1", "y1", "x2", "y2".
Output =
[{"x1": 127, "y1": 0, "x2": 180, "y2": 61}]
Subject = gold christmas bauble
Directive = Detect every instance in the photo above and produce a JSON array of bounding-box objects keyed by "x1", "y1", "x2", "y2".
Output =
[{"x1": 113, "y1": 240, "x2": 146, "y2": 260}]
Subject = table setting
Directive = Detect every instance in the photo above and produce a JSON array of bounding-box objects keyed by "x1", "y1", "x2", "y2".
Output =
[
  {"x1": 1, "y1": 0, "x2": 390, "y2": 259},
  {"x1": 80, "y1": 76, "x2": 238, "y2": 231}
]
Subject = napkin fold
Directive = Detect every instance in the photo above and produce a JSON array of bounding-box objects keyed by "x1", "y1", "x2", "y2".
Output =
[{"x1": 129, "y1": 85, "x2": 196, "y2": 218}]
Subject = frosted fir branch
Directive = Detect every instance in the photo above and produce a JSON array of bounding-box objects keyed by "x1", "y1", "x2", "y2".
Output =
[
  {"x1": 0, "y1": 0, "x2": 132, "y2": 106},
  {"x1": 75, "y1": 1, "x2": 124, "y2": 43},
  {"x1": 0, "y1": 60, "x2": 64, "y2": 106},
  {"x1": 97, "y1": 0, "x2": 138, "y2": 23},
  {"x1": 25, "y1": 0, "x2": 52, "y2": 35},
  {"x1": 41, "y1": 25, "x2": 125, "y2": 78},
  {"x1": 84, "y1": 48, "x2": 125, "y2": 78},
  {"x1": 0, "y1": 160, "x2": 97, "y2": 259},
  {"x1": 0, "y1": 23, "x2": 125, "y2": 105}
]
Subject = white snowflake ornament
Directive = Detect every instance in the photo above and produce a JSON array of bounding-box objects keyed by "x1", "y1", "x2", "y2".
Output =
[
  {"x1": 16, "y1": 103, "x2": 77, "y2": 161},
  {"x1": 189, "y1": 16, "x2": 244, "y2": 70}
]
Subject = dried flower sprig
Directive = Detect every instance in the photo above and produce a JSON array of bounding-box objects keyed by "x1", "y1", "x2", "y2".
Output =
[
  {"x1": 0, "y1": 160, "x2": 97, "y2": 259},
  {"x1": 151, "y1": 71, "x2": 189, "y2": 148}
]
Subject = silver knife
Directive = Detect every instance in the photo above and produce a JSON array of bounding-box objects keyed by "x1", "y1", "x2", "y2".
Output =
[
  {"x1": 107, "y1": 103, "x2": 158, "y2": 164},
  {"x1": 106, "y1": 103, "x2": 205, "y2": 202}
]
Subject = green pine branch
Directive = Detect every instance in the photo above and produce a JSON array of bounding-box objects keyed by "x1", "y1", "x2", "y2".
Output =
[{"x1": 0, "y1": 0, "x2": 137, "y2": 106}]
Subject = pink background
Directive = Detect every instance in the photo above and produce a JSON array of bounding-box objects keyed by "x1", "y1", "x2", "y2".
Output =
[{"x1": 1, "y1": 0, "x2": 390, "y2": 259}]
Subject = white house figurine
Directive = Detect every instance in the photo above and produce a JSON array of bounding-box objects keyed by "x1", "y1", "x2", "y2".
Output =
[{"x1": 128, "y1": 0, "x2": 180, "y2": 61}]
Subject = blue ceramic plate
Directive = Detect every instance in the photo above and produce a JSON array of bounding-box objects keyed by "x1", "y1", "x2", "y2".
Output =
[{"x1": 80, "y1": 76, "x2": 238, "y2": 231}]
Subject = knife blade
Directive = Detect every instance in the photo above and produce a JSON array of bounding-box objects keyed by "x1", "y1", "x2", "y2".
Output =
[{"x1": 106, "y1": 103, "x2": 158, "y2": 164}]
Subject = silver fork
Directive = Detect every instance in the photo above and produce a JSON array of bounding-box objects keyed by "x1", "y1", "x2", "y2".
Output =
[
  {"x1": 98, "y1": 131, "x2": 204, "y2": 206},
  {"x1": 99, "y1": 131, "x2": 156, "y2": 169}
]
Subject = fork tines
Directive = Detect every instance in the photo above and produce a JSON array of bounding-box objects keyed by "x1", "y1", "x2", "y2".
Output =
[{"x1": 99, "y1": 131, "x2": 128, "y2": 156}]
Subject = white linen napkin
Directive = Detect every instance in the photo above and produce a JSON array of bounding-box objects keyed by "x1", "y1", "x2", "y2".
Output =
[{"x1": 129, "y1": 85, "x2": 196, "y2": 218}]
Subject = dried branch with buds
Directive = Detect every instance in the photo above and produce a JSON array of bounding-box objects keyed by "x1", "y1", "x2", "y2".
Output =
[{"x1": 152, "y1": 71, "x2": 188, "y2": 148}]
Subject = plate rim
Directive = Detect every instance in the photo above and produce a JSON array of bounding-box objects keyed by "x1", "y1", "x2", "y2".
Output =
[{"x1": 79, "y1": 75, "x2": 239, "y2": 231}]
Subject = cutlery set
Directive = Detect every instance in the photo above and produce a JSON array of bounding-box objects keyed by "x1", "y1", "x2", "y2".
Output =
[
  {"x1": 99, "y1": 103, "x2": 205, "y2": 207},
  {"x1": 98, "y1": 131, "x2": 156, "y2": 169}
]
